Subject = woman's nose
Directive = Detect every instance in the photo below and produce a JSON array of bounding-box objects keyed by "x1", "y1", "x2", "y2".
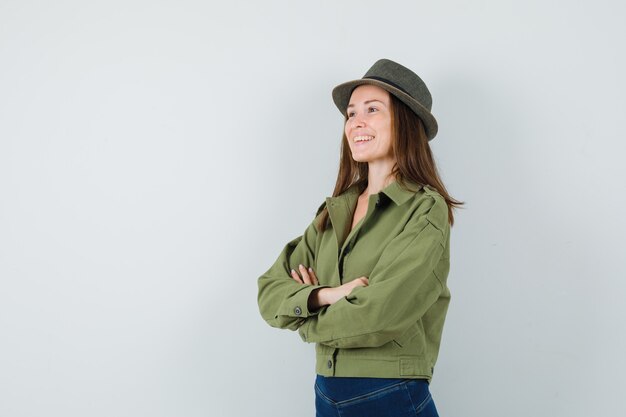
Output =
[{"x1": 350, "y1": 114, "x2": 366, "y2": 128}]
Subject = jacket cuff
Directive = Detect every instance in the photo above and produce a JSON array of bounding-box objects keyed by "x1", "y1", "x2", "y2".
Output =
[{"x1": 278, "y1": 284, "x2": 329, "y2": 319}]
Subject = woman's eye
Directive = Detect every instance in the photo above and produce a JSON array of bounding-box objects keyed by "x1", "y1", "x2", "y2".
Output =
[
  {"x1": 368, "y1": 107, "x2": 378, "y2": 113},
  {"x1": 347, "y1": 112, "x2": 355, "y2": 118}
]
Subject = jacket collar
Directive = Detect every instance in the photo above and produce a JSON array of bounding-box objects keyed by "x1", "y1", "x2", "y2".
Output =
[
  {"x1": 378, "y1": 179, "x2": 424, "y2": 206},
  {"x1": 323, "y1": 179, "x2": 424, "y2": 253},
  {"x1": 332, "y1": 178, "x2": 424, "y2": 206}
]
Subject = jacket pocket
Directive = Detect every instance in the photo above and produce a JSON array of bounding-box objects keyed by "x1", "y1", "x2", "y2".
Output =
[{"x1": 392, "y1": 321, "x2": 421, "y2": 348}]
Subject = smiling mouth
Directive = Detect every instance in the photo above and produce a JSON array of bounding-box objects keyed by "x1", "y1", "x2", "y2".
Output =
[{"x1": 353, "y1": 135, "x2": 374, "y2": 143}]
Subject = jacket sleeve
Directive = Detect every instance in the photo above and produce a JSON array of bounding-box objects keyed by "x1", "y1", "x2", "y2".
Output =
[
  {"x1": 257, "y1": 205, "x2": 330, "y2": 331},
  {"x1": 298, "y1": 194, "x2": 449, "y2": 348}
]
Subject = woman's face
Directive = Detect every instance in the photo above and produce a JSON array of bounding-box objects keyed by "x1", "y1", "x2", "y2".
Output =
[{"x1": 344, "y1": 84, "x2": 394, "y2": 164}]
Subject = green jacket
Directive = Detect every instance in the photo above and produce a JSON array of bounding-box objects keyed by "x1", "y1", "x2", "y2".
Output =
[{"x1": 257, "y1": 179, "x2": 451, "y2": 382}]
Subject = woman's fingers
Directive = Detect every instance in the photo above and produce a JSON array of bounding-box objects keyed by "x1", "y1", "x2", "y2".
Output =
[
  {"x1": 290, "y1": 265, "x2": 318, "y2": 285},
  {"x1": 290, "y1": 269, "x2": 304, "y2": 284},
  {"x1": 298, "y1": 264, "x2": 312, "y2": 285}
]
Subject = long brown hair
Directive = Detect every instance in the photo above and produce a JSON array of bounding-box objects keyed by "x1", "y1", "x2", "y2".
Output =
[{"x1": 317, "y1": 92, "x2": 464, "y2": 232}]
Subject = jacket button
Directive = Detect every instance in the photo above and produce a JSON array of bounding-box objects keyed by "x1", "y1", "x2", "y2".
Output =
[
  {"x1": 327, "y1": 360, "x2": 332, "y2": 369},
  {"x1": 294, "y1": 306, "x2": 302, "y2": 316}
]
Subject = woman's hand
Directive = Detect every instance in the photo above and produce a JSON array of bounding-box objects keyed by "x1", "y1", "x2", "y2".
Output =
[
  {"x1": 290, "y1": 265, "x2": 369, "y2": 309},
  {"x1": 320, "y1": 277, "x2": 369, "y2": 305}
]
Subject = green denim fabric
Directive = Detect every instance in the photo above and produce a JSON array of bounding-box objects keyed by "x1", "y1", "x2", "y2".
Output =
[{"x1": 257, "y1": 179, "x2": 451, "y2": 381}]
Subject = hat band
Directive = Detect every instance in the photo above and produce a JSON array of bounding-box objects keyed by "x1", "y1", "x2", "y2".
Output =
[{"x1": 363, "y1": 76, "x2": 410, "y2": 96}]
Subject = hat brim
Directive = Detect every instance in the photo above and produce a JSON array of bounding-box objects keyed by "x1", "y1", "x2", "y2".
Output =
[{"x1": 332, "y1": 79, "x2": 438, "y2": 140}]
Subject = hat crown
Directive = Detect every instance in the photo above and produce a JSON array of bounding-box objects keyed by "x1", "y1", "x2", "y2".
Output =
[{"x1": 363, "y1": 59, "x2": 432, "y2": 110}]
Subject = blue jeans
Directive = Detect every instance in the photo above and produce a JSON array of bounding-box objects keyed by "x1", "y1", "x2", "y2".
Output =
[{"x1": 315, "y1": 375, "x2": 439, "y2": 417}]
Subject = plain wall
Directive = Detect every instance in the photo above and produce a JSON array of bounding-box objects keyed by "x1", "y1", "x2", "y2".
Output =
[{"x1": 1, "y1": 1, "x2": 625, "y2": 416}]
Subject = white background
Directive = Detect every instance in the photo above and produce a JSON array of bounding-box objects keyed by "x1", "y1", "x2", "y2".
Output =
[{"x1": 1, "y1": 1, "x2": 625, "y2": 416}]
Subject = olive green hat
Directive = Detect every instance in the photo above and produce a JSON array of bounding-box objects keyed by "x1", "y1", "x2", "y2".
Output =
[{"x1": 331, "y1": 58, "x2": 438, "y2": 140}]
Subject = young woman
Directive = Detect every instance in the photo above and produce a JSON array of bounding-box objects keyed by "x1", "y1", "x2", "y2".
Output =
[{"x1": 258, "y1": 59, "x2": 463, "y2": 417}]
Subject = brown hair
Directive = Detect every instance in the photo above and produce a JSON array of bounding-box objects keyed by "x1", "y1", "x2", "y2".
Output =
[{"x1": 316, "y1": 92, "x2": 464, "y2": 232}]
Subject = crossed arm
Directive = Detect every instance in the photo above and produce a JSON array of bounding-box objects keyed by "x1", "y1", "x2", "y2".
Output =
[
  {"x1": 257, "y1": 194, "x2": 449, "y2": 348},
  {"x1": 289, "y1": 265, "x2": 369, "y2": 312}
]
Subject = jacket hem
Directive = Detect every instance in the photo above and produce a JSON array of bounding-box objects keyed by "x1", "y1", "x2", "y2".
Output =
[{"x1": 315, "y1": 353, "x2": 434, "y2": 383}]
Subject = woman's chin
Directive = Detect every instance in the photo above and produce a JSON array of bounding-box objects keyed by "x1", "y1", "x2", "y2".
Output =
[{"x1": 350, "y1": 152, "x2": 370, "y2": 163}]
